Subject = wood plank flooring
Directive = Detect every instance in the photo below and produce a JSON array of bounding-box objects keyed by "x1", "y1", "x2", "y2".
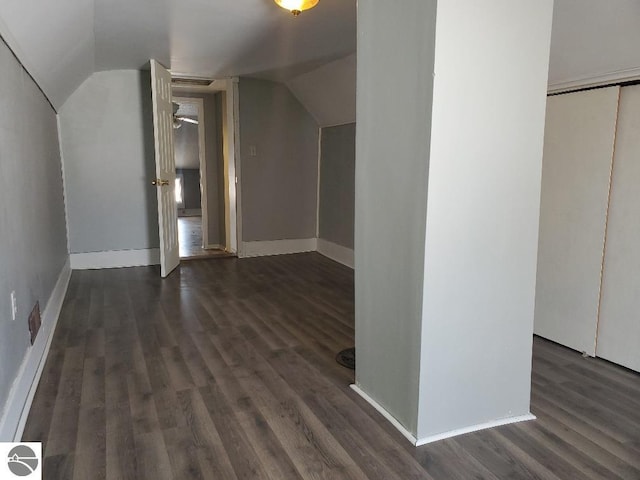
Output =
[
  {"x1": 23, "y1": 253, "x2": 640, "y2": 479},
  {"x1": 178, "y1": 216, "x2": 232, "y2": 260}
]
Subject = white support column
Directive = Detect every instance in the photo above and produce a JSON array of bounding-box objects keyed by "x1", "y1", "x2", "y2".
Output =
[{"x1": 354, "y1": 0, "x2": 554, "y2": 444}]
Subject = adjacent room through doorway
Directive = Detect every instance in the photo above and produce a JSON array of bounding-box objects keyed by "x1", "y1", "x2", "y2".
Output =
[{"x1": 173, "y1": 94, "x2": 233, "y2": 260}]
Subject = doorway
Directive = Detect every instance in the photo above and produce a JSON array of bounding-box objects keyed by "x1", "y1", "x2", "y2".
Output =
[
  {"x1": 173, "y1": 88, "x2": 239, "y2": 260},
  {"x1": 173, "y1": 97, "x2": 212, "y2": 259}
]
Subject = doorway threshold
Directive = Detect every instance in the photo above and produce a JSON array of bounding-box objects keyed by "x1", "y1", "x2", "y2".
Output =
[{"x1": 180, "y1": 249, "x2": 236, "y2": 261}]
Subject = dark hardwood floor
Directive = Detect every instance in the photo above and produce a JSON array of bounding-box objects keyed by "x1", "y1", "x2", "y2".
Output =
[{"x1": 23, "y1": 253, "x2": 640, "y2": 479}]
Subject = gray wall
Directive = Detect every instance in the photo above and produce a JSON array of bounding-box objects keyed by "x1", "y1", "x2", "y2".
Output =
[
  {"x1": 174, "y1": 121, "x2": 200, "y2": 169},
  {"x1": 59, "y1": 70, "x2": 159, "y2": 254},
  {"x1": 354, "y1": 0, "x2": 437, "y2": 434},
  {"x1": 0, "y1": 39, "x2": 68, "y2": 424},
  {"x1": 177, "y1": 92, "x2": 225, "y2": 246},
  {"x1": 239, "y1": 78, "x2": 319, "y2": 242},
  {"x1": 319, "y1": 123, "x2": 355, "y2": 249},
  {"x1": 176, "y1": 168, "x2": 201, "y2": 211}
]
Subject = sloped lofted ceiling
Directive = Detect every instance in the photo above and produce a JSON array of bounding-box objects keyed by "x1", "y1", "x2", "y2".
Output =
[
  {"x1": 0, "y1": 0, "x2": 95, "y2": 109},
  {"x1": 287, "y1": 53, "x2": 355, "y2": 127},
  {"x1": 0, "y1": 0, "x2": 639, "y2": 111},
  {"x1": 0, "y1": 0, "x2": 356, "y2": 110}
]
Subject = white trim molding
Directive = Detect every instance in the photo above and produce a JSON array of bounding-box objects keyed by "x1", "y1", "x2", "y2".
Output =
[
  {"x1": 317, "y1": 238, "x2": 354, "y2": 269},
  {"x1": 414, "y1": 413, "x2": 536, "y2": 446},
  {"x1": 70, "y1": 248, "x2": 161, "y2": 270},
  {"x1": 229, "y1": 78, "x2": 241, "y2": 255},
  {"x1": 241, "y1": 238, "x2": 317, "y2": 258},
  {"x1": 0, "y1": 258, "x2": 71, "y2": 441},
  {"x1": 548, "y1": 67, "x2": 640, "y2": 95},
  {"x1": 350, "y1": 384, "x2": 536, "y2": 447},
  {"x1": 316, "y1": 127, "x2": 322, "y2": 239}
]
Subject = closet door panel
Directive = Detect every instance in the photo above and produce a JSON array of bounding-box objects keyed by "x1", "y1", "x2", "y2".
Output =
[
  {"x1": 534, "y1": 87, "x2": 619, "y2": 355},
  {"x1": 597, "y1": 84, "x2": 640, "y2": 372}
]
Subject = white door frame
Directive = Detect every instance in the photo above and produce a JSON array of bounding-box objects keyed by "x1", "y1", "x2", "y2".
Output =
[
  {"x1": 173, "y1": 96, "x2": 209, "y2": 249},
  {"x1": 223, "y1": 78, "x2": 241, "y2": 254},
  {"x1": 169, "y1": 77, "x2": 242, "y2": 255}
]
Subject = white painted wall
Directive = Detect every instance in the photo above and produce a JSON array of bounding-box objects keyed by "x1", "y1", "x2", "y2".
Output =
[
  {"x1": 534, "y1": 87, "x2": 619, "y2": 356},
  {"x1": 597, "y1": 84, "x2": 640, "y2": 372},
  {"x1": 417, "y1": 0, "x2": 554, "y2": 441},
  {"x1": 354, "y1": 0, "x2": 437, "y2": 435},
  {"x1": 59, "y1": 70, "x2": 160, "y2": 255},
  {"x1": 287, "y1": 54, "x2": 356, "y2": 127}
]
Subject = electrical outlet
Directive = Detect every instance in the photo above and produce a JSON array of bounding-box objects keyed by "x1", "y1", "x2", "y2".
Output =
[
  {"x1": 249, "y1": 145, "x2": 257, "y2": 157},
  {"x1": 10, "y1": 291, "x2": 17, "y2": 321}
]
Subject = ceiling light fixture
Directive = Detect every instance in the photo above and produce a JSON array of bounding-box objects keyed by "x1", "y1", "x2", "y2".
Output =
[{"x1": 274, "y1": 0, "x2": 319, "y2": 16}]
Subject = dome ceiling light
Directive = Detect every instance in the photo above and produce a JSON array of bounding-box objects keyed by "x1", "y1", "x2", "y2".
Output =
[{"x1": 274, "y1": 0, "x2": 319, "y2": 16}]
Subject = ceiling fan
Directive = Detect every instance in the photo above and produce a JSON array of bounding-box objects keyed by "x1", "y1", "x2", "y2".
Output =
[{"x1": 172, "y1": 102, "x2": 199, "y2": 129}]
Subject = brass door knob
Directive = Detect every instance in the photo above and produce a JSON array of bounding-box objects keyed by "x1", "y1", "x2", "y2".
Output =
[{"x1": 152, "y1": 179, "x2": 170, "y2": 186}]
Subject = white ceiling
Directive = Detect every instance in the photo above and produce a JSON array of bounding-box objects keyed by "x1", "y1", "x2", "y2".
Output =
[
  {"x1": 287, "y1": 53, "x2": 356, "y2": 127},
  {"x1": 548, "y1": 0, "x2": 640, "y2": 91},
  {"x1": 0, "y1": 0, "x2": 94, "y2": 108},
  {"x1": 0, "y1": 0, "x2": 639, "y2": 110},
  {"x1": 0, "y1": 0, "x2": 356, "y2": 109}
]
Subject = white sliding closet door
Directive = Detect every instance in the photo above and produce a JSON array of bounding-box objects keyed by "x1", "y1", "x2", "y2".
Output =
[
  {"x1": 597, "y1": 85, "x2": 640, "y2": 372},
  {"x1": 534, "y1": 87, "x2": 619, "y2": 356}
]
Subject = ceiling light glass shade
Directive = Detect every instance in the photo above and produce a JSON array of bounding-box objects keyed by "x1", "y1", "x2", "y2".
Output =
[{"x1": 274, "y1": 0, "x2": 319, "y2": 16}]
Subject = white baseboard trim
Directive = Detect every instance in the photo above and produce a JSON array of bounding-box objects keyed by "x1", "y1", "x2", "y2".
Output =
[
  {"x1": 70, "y1": 248, "x2": 160, "y2": 270},
  {"x1": 317, "y1": 238, "x2": 354, "y2": 269},
  {"x1": 414, "y1": 413, "x2": 536, "y2": 446},
  {"x1": 241, "y1": 238, "x2": 317, "y2": 258},
  {"x1": 350, "y1": 384, "x2": 418, "y2": 445},
  {"x1": 350, "y1": 384, "x2": 536, "y2": 447},
  {"x1": 204, "y1": 244, "x2": 225, "y2": 250},
  {"x1": 0, "y1": 258, "x2": 71, "y2": 441}
]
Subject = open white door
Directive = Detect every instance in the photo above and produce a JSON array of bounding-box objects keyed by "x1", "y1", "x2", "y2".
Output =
[{"x1": 150, "y1": 59, "x2": 179, "y2": 277}]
